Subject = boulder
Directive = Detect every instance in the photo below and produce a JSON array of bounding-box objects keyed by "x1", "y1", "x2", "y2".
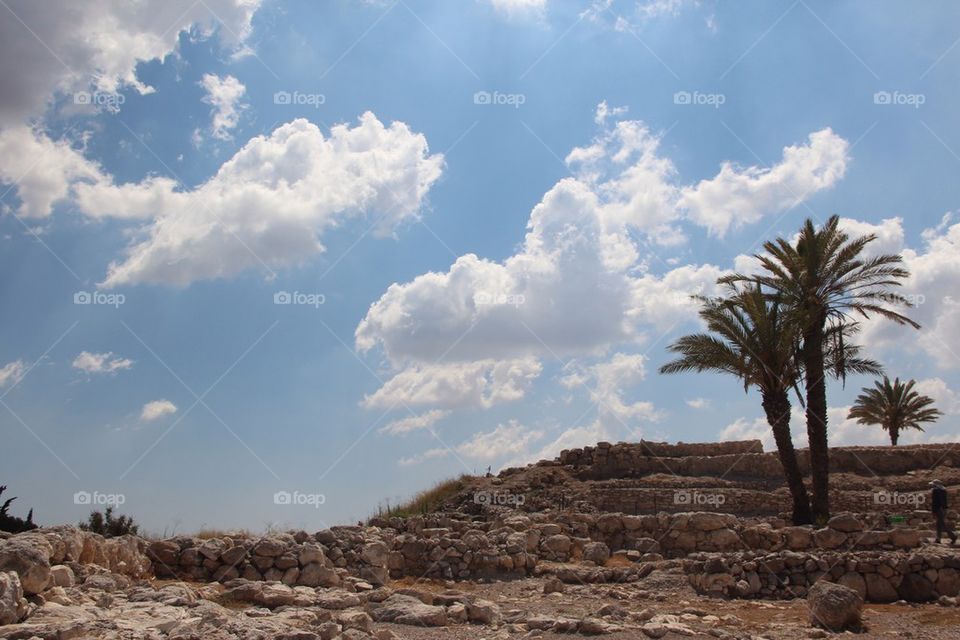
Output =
[
  {"x1": 688, "y1": 512, "x2": 731, "y2": 532},
  {"x1": 838, "y1": 572, "x2": 867, "y2": 599},
  {"x1": 252, "y1": 538, "x2": 287, "y2": 557},
  {"x1": 890, "y1": 528, "x2": 921, "y2": 548},
  {"x1": 369, "y1": 594, "x2": 448, "y2": 626},
  {"x1": 807, "y1": 581, "x2": 862, "y2": 631},
  {"x1": 827, "y1": 514, "x2": 863, "y2": 533},
  {"x1": 360, "y1": 541, "x2": 390, "y2": 568},
  {"x1": 582, "y1": 542, "x2": 610, "y2": 565},
  {"x1": 865, "y1": 573, "x2": 898, "y2": 603},
  {"x1": 0, "y1": 571, "x2": 28, "y2": 625},
  {"x1": 898, "y1": 573, "x2": 936, "y2": 602},
  {"x1": 298, "y1": 562, "x2": 340, "y2": 588},
  {"x1": 466, "y1": 598, "x2": 501, "y2": 625},
  {"x1": 782, "y1": 527, "x2": 813, "y2": 550},
  {"x1": 0, "y1": 535, "x2": 51, "y2": 594},
  {"x1": 49, "y1": 564, "x2": 75, "y2": 588},
  {"x1": 812, "y1": 527, "x2": 846, "y2": 550}
]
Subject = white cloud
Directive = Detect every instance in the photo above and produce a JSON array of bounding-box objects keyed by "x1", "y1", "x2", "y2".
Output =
[
  {"x1": 73, "y1": 113, "x2": 443, "y2": 286},
  {"x1": 140, "y1": 399, "x2": 177, "y2": 422},
  {"x1": 679, "y1": 128, "x2": 849, "y2": 237},
  {"x1": 719, "y1": 415, "x2": 772, "y2": 450},
  {"x1": 398, "y1": 420, "x2": 545, "y2": 466},
  {"x1": 200, "y1": 73, "x2": 247, "y2": 140},
  {"x1": 363, "y1": 358, "x2": 542, "y2": 410},
  {"x1": 914, "y1": 378, "x2": 960, "y2": 415},
  {"x1": 0, "y1": 0, "x2": 261, "y2": 126},
  {"x1": 72, "y1": 351, "x2": 133, "y2": 374},
  {"x1": 561, "y1": 352, "x2": 661, "y2": 423},
  {"x1": 0, "y1": 360, "x2": 26, "y2": 388},
  {"x1": 0, "y1": 126, "x2": 106, "y2": 218},
  {"x1": 487, "y1": 0, "x2": 546, "y2": 18},
  {"x1": 380, "y1": 409, "x2": 451, "y2": 435},
  {"x1": 686, "y1": 397, "x2": 709, "y2": 409},
  {"x1": 852, "y1": 216, "x2": 960, "y2": 369}
]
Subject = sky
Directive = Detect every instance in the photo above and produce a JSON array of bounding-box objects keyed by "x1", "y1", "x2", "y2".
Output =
[{"x1": 1, "y1": 0, "x2": 959, "y2": 534}]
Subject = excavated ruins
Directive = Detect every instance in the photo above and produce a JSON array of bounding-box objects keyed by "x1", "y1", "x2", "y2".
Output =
[{"x1": 1, "y1": 440, "x2": 959, "y2": 639}]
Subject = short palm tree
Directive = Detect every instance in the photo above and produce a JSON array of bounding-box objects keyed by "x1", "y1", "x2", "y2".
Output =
[
  {"x1": 848, "y1": 377, "x2": 942, "y2": 445},
  {"x1": 722, "y1": 215, "x2": 917, "y2": 522}
]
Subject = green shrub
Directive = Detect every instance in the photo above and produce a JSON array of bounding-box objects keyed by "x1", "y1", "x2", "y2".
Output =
[
  {"x1": 0, "y1": 485, "x2": 37, "y2": 533},
  {"x1": 80, "y1": 506, "x2": 140, "y2": 537}
]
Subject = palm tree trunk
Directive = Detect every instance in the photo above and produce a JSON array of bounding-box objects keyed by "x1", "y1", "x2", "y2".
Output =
[
  {"x1": 890, "y1": 427, "x2": 899, "y2": 446},
  {"x1": 803, "y1": 319, "x2": 831, "y2": 524},
  {"x1": 762, "y1": 391, "x2": 812, "y2": 525}
]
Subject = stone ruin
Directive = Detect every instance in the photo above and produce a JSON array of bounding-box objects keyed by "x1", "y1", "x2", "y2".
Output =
[{"x1": 1, "y1": 440, "x2": 958, "y2": 637}]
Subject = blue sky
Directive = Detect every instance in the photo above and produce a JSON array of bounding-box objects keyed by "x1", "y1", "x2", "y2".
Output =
[{"x1": 1, "y1": 0, "x2": 959, "y2": 533}]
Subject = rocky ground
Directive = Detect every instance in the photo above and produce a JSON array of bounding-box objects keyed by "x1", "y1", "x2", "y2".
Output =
[{"x1": 3, "y1": 549, "x2": 960, "y2": 640}]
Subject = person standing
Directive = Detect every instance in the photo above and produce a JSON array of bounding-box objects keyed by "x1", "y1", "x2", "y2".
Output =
[{"x1": 930, "y1": 480, "x2": 957, "y2": 545}]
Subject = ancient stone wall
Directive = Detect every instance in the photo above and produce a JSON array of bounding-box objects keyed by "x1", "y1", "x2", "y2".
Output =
[
  {"x1": 550, "y1": 441, "x2": 960, "y2": 482},
  {"x1": 685, "y1": 548, "x2": 960, "y2": 603}
]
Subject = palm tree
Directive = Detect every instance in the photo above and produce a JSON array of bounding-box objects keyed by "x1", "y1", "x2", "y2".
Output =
[
  {"x1": 722, "y1": 216, "x2": 917, "y2": 522},
  {"x1": 660, "y1": 285, "x2": 880, "y2": 524},
  {"x1": 848, "y1": 377, "x2": 942, "y2": 445}
]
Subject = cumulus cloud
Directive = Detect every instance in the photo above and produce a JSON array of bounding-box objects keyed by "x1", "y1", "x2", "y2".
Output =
[
  {"x1": 398, "y1": 420, "x2": 545, "y2": 466},
  {"x1": 72, "y1": 351, "x2": 133, "y2": 374},
  {"x1": 0, "y1": 360, "x2": 26, "y2": 388},
  {"x1": 0, "y1": 0, "x2": 261, "y2": 126},
  {"x1": 915, "y1": 378, "x2": 960, "y2": 415},
  {"x1": 379, "y1": 409, "x2": 451, "y2": 435},
  {"x1": 679, "y1": 128, "x2": 849, "y2": 237},
  {"x1": 363, "y1": 358, "x2": 542, "y2": 410},
  {"x1": 200, "y1": 73, "x2": 247, "y2": 140},
  {"x1": 358, "y1": 109, "x2": 843, "y2": 410},
  {"x1": 71, "y1": 113, "x2": 443, "y2": 286},
  {"x1": 849, "y1": 215, "x2": 960, "y2": 369},
  {"x1": 0, "y1": 126, "x2": 106, "y2": 218},
  {"x1": 561, "y1": 352, "x2": 661, "y2": 423},
  {"x1": 686, "y1": 398, "x2": 709, "y2": 409},
  {"x1": 140, "y1": 399, "x2": 177, "y2": 421}
]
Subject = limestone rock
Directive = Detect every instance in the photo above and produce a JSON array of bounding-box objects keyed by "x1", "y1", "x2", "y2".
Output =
[
  {"x1": 369, "y1": 594, "x2": 448, "y2": 626},
  {"x1": 807, "y1": 581, "x2": 862, "y2": 631},
  {"x1": 0, "y1": 571, "x2": 28, "y2": 625}
]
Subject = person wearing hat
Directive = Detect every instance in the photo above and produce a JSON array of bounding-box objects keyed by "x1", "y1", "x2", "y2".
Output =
[{"x1": 930, "y1": 480, "x2": 957, "y2": 545}]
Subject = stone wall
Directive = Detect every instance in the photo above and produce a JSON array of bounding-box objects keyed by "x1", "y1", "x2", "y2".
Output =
[
  {"x1": 685, "y1": 548, "x2": 960, "y2": 603},
  {"x1": 545, "y1": 441, "x2": 960, "y2": 483},
  {"x1": 149, "y1": 521, "x2": 539, "y2": 585}
]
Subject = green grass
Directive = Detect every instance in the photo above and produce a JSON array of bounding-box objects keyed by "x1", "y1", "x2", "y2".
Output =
[{"x1": 370, "y1": 474, "x2": 474, "y2": 520}]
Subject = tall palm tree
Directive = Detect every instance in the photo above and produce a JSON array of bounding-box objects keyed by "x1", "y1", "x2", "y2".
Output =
[
  {"x1": 722, "y1": 216, "x2": 917, "y2": 522},
  {"x1": 660, "y1": 285, "x2": 881, "y2": 525},
  {"x1": 848, "y1": 377, "x2": 942, "y2": 445}
]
